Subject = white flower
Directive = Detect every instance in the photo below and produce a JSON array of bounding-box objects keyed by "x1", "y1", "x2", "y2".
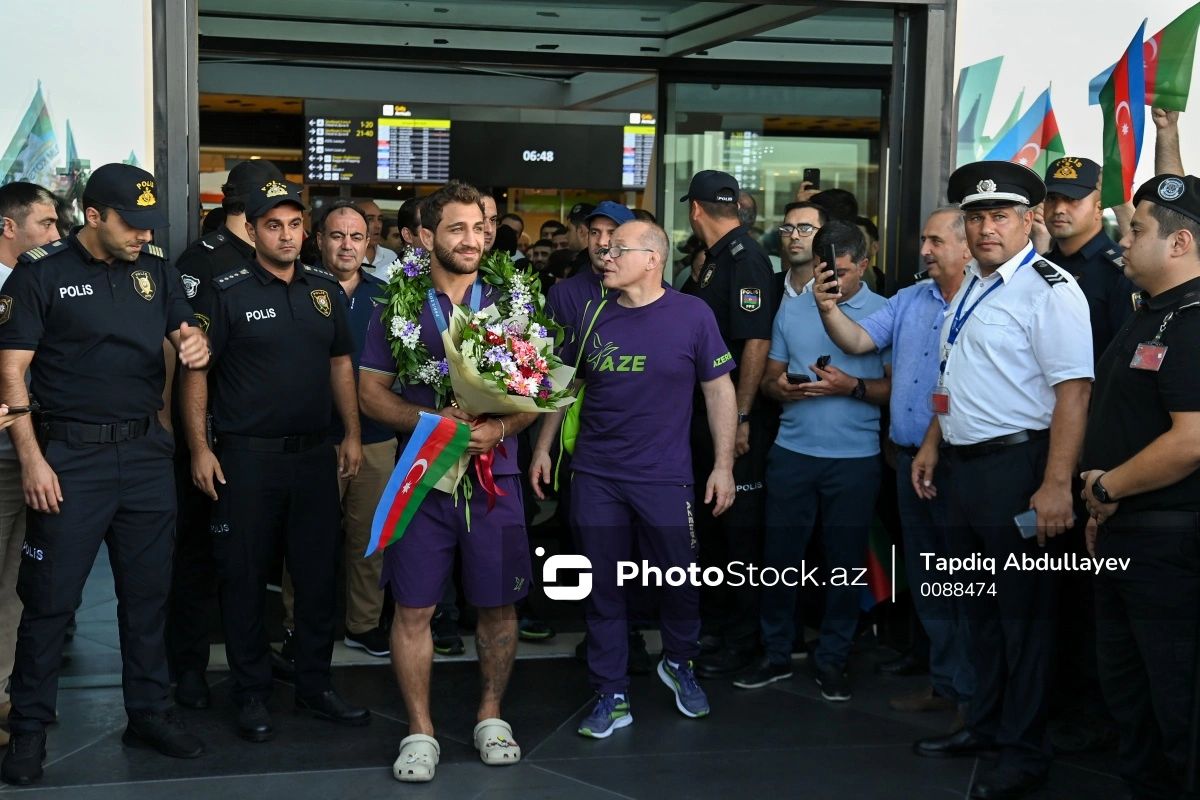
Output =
[{"x1": 388, "y1": 317, "x2": 421, "y2": 348}]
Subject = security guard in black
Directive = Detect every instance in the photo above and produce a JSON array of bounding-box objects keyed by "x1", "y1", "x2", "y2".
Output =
[{"x1": 1078, "y1": 173, "x2": 1200, "y2": 800}]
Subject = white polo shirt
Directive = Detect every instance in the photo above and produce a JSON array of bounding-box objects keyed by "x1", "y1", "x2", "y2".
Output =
[{"x1": 937, "y1": 241, "x2": 1093, "y2": 446}]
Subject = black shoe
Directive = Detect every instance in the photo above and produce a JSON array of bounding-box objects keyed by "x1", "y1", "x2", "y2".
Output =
[
  {"x1": 970, "y1": 765, "x2": 1048, "y2": 799},
  {"x1": 344, "y1": 626, "x2": 390, "y2": 657},
  {"x1": 271, "y1": 630, "x2": 296, "y2": 680},
  {"x1": 174, "y1": 670, "x2": 211, "y2": 710},
  {"x1": 296, "y1": 690, "x2": 370, "y2": 727},
  {"x1": 813, "y1": 662, "x2": 851, "y2": 702},
  {"x1": 875, "y1": 653, "x2": 929, "y2": 677},
  {"x1": 575, "y1": 634, "x2": 588, "y2": 663},
  {"x1": 696, "y1": 648, "x2": 755, "y2": 680},
  {"x1": 913, "y1": 729, "x2": 998, "y2": 759},
  {"x1": 519, "y1": 616, "x2": 557, "y2": 642},
  {"x1": 697, "y1": 634, "x2": 722, "y2": 656},
  {"x1": 123, "y1": 710, "x2": 205, "y2": 759},
  {"x1": 236, "y1": 698, "x2": 275, "y2": 743},
  {"x1": 627, "y1": 630, "x2": 651, "y2": 675},
  {"x1": 732, "y1": 656, "x2": 793, "y2": 689},
  {"x1": 1, "y1": 731, "x2": 46, "y2": 786},
  {"x1": 431, "y1": 612, "x2": 465, "y2": 656}
]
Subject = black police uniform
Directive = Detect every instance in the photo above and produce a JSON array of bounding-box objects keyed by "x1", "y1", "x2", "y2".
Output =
[
  {"x1": 0, "y1": 233, "x2": 196, "y2": 732},
  {"x1": 1080, "y1": 178, "x2": 1200, "y2": 800},
  {"x1": 193, "y1": 256, "x2": 354, "y2": 704},
  {"x1": 1045, "y1": 231, "x2": 1136, "y2": 363},
  {"x1": 684, "y1": 224, "x2": 775, "y2": 655},
  {"x1": 165, "y1": 225, "x2": 257, "y2": 683}
]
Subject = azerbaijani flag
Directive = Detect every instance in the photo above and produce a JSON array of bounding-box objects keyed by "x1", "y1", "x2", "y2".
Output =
[
  {"x1": 1088, "y1": 3, "x2": 1200, "y2": 110},
  {"x1": 1100, "y1": 21, "x2": 1148, "y2": 209},
  {"x1": 861, "y1": 520, "x2": 906, "y2": 611},
  {"x1": 364, "y1": 412, "x2": 471, "y2": 556},
  {"x1": 983, "y1": 88, "x2": 1065, "y2": 176}
]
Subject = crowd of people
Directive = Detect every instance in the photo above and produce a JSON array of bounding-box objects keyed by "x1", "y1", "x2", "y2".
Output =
[{"x1": 0, "y1": 106, "x2": 1196, "y2": 800}]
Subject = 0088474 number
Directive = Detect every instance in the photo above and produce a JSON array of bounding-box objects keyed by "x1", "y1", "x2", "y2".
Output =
[{"x1": 920, "y1": 582, "x2": 996, "y2": 597}]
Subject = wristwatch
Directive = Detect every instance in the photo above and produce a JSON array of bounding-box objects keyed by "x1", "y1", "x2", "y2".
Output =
[
  {"x1": 737, "y1": 412, "x2": 751, "y2": 425},
  {"x1": 1091, "y1": 475, "x2": 1112, "y2": 504},
  {"x1": 850, "y1": 378, "x2": 867, "y2": 400}
]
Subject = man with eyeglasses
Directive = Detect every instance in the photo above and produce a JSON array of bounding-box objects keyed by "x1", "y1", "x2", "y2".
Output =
[
  {"x1": 775, "y1": 202, "x2": 828, "y2": 311},
  {"x1": 530, "y1": 220, "x2": 737, "y2": 738},
  {"x1": 681, "y1": 170, "x2": 776, "y2": 681}
]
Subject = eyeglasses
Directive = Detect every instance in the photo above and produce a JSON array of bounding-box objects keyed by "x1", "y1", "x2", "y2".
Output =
[
  {"x1": 598, "y1": 246, "x2": 654, "y2": 259},
  {"x1": 778, "y1": 223, "x2": 820, "y2": 237}
]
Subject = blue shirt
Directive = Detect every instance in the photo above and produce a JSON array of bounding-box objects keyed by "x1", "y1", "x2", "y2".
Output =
[
  {"x1": 858, "y1": 279, "x2": 950, "y2": 448},
  {"x1": 769, "y1": 288, "x2": 890, "y2": 458},
  {"x1": 330, "y1": 268, "x2": 394, "y2": 445}
]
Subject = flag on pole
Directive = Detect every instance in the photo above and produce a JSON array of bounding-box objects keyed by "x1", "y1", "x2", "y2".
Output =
[
  {"x1": 1088, "y1": 3, "x2": 1200, "y2": 109},
  {"x1": 0, "y1": 82, "x2": 61, "y2": 186},
  {"x1": 983, "y1": 88, "x2": 1065, "y2": 176},
  {"x1": 364, "y1": 412, "x2": 472, "y2": 556},
  {"x1": 1100, "y1": 21, "x2": 1148, "y2": 208}
]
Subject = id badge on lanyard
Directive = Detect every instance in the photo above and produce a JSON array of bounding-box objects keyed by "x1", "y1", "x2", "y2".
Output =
[{"x1": 1130, "y1": 311, "x2": 1173, "y2": 371}]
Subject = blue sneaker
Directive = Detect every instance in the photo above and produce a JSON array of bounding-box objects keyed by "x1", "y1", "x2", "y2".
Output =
[
  {"x1": 658, "y1": 659, "x2": 710, "y2": 718},
  {"x1": 577, "y1": 694, "x2": 632, "y2": 739}
]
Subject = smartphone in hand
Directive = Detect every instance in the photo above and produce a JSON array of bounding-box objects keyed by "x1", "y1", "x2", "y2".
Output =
[
  {"x1": 803, "y1": 168, "x2": 821, "y2": 190},
  {"x1": 821, "y1": 244, "x2": 840, "y2": 295},
  {"x1": 786, "y1": 373, "x2": 811, "y2": 385},
  {"x1": 816, "y1": 355, "x2": 831, "y2": 370}
]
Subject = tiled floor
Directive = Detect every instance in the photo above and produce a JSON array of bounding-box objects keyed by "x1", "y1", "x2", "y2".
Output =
[{"x1": 4, "y1": 550, "x2": 1127, "y2": 799}]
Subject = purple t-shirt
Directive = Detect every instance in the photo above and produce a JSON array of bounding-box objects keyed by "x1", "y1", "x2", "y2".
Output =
[
  {"x1": 564, "y1": 291, "x2": 735, "y2": 484},
  {"x1": 360, "y1": 283, "x2": 519, "y2": 475},
  {"x1": 546, "y1": 268, "x2": 605, "y2": 346}
]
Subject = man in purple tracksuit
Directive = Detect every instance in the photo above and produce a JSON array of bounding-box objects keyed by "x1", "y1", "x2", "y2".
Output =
[{"x1": 531, "y1": 220, "x2": 738, "y2": 738}]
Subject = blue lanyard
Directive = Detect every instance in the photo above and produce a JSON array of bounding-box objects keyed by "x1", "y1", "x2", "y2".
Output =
[
  {"x1": 940, "y1": 249, "x2": 1034, "y2": 375},
  {"x1": 427, "y1": 276, "x2": 484, "y2": 334}
]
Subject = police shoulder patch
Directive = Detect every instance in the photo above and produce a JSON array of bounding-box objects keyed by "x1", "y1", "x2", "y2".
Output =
[
  {"x1": 142, "y1": 243, "x2": 168, "y2": 260},
  {"x1": 739, "y1": 287, "x2": 763, "y2": 312},
  {"x1": 199, "y1": 232, "x2": 226, "y2": 251},
  {"x1": 213, "y1": 267, "x2": 253, "y2": 290},
  {"x1": 16, "y1": 240, "x2": 67, "y2": 264},
  {"x1": 0, "y1": 295, "x2": 12, "y2": 325},
  {"x1": 302, "y1": 263, "x2": 338, "y2": 282},
  {"x1": 1032, "y1": 260, "x2": 1068, "y2": 287},
  {"x1": 1102, "y1": 248, "x2": 1126, "y2": 271}
]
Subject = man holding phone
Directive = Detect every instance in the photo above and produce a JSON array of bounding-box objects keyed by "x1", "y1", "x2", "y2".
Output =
[
  {"x1": 908, "y1": 162, "x2": 1092, "y2": 800},
  {"x1": 738, "y1": 220, "x2": 890, "y2": 700}
]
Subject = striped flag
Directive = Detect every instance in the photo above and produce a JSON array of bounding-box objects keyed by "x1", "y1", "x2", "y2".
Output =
[
  {"x1": 364, "y1": 412, "x2": 471, "y2": 556},
  {"x1": 1100, "y1": 22, "x2": 1148, "y2": 208},
  {"x1": 1088, "y1": 3, "x2": 1200, "y2": 110},
  {"x1": 983, "y1": 88, "x2": 1065, "y2": 176},
  {"x1": 0, "y1": 83, "x2": 60, "y2": 187}
]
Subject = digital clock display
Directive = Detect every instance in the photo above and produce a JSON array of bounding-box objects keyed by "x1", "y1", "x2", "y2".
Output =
[
  {"x1": 522, "y1": 150, "x2": 555, "y2": 162},
  {"x1": 452, "y1": 122, "x2": 624, "y2": 188}
]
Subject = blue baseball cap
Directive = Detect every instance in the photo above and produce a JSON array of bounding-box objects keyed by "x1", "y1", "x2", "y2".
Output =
[{"x1": 585, "y1": 201, "x2": 635, "y2": 226}]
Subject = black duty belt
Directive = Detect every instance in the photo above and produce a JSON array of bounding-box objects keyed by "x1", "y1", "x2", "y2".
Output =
[
  {"x1": 894, "y1": 443, "x2": 950, "y2": 458},
  {"x1": 41, "y1": 416, "x2": 155, "y2": 444},
  {"x1": 214, "y1": 431, "x2": 325, "y2": 454},
  {"x1": 948, "y1": 429, "x2": 1049, "y2": 461},
  {"x1": 1102, "y1": 511, "x2": 1200, "y2": 533}
]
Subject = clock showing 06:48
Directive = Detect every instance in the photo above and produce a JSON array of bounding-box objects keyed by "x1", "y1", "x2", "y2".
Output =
[{"x1": 522, "y1": 150, "x2": 555, "y2": 162}]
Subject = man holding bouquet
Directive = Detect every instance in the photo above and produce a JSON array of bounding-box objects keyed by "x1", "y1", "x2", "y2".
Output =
[
  {"x1": 531, "y1": 220, "x2": 738, "y2": 738},
  {"x1": 359, "y1": 181, "x2": 538, "y2": 783}
]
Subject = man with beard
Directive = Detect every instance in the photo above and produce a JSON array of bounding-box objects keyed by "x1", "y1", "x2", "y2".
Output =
[
  {"x1": 564, "y1": 202, "x2": 596, "y2": 277},
  {"x1": 358, "y1": 181, "x2": 536, "y2": 783},
  {"x1": 0, "y1": 164, "x2": 209, "y2": 785},
  {"x1": 185, "y1": 179, "x2": 368, "y2": 743},
  {"x1": 774, "y1": 201, "x2": 827, "y2": 311},
  {"x1": 479, "y1": 189, "x2": 499, "y2": 253}
]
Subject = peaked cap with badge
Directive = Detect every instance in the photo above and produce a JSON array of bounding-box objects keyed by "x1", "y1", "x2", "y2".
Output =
[
  {"x1": 948, "y1": 161, "x2": 1046, "y2": 210},
  {"x1": 680, "y1": 170, "x2": 740, "y2": 205},
  {"x1": 245, "y1": 178, "x2": 306, "y2": 219},
  {"x1": 84, "y1": 163, "x2": 169, "y2": 230},
  {"x1": 1043, "y1": 157, "x2": 1101, "y2": 200}
]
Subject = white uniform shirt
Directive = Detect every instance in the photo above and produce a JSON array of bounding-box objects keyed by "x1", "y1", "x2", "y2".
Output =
[
  {"x1": 0, "y1": 261, "x2": 16, "y2": 460},
  {"x1": 937, "y1": 241, "x2": 1093, "y2": 446},
  {"x1": 368, "y1": 245, "x2": 399, "y2": 272}
]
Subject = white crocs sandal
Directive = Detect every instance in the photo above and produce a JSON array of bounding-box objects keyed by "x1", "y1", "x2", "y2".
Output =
[
  {"x1": 393, "y1": 734, "x2": 440, "y2": 782},
  {"x1": 473, "y1": 718, "x2": 521, "y2": 765}
]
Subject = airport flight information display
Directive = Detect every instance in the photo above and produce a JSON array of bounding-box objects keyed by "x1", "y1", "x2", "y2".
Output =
[
  {"x1": 622, "y1": 125, "x2": 654, "y2": 188},
  {"x1": 304, "y1": 116, "x2": 451, "y2": 184}
]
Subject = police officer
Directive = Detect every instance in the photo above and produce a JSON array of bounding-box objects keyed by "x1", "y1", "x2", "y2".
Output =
[
  {"x1": 1079, "y1": 174, "x2": 1200, "y2": 800},
  {"x1": 680, "y1": 170, "x2": 776, "y2": 680},
  {"x1": 1042, "y1": 156, "x2": 1137, "y2": 361},
  {"x1": 564, "y1": 202, "x2": 596, "y2": 278},
  {"x1": 167, "y1": 159, "x2": 284, "y2": 710},
  {"x1": 182, "y1": 178, "x2": 369, "y2": 743},
  {"x1": 0, "y1": 163, "x2": 209, "y2": 785},
  {"x1": 909, "y1": 162, "x2": 1094, "y2": 799}
]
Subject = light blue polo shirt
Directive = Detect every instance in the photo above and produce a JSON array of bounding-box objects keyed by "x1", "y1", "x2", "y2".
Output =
[{"x1": 769, "y1": 287, "x2": 891, "y2": 458}]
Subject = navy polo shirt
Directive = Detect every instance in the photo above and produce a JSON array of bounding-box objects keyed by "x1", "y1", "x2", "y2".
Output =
[{"x1": 330, "y1": 268, "x2": 394, "y2": 445}]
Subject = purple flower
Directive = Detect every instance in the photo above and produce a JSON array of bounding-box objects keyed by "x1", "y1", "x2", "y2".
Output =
[
  {"x1": 524, "y1": 303, "x2": 536, "y2": 315},
  {"x1": 403, "y1": 261, "x2": 421, "y2": 277},
  {"x1": 436, "y1": 359, "x2": 449, "y2": 376}
]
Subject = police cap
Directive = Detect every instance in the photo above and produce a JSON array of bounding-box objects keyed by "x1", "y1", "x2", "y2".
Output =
[
  {"x1": 585, "y1": 200, "x2": 634, "y2": 226},
  {"x1": 225, "y1": 159, "x2": 284, "y2": 198},
  {"x1": 680, "y1": 170, "x2": 739, "y2": 204},
  {"x1": 1133, "y1": 174, "x2": 1200, "y2": 226},
  {"x1": 567, "y1": 203, "x2": 596, "y2": 225},
  {"x1": 948, "y1": 161, "x2": 1046, "y2": 210},
  {"x1": 1043, "y1": 157, "x2": 1101, "y2": 200},
  {"x1": 245, "y1": 179, "x2": 306, "y2": 219},
  {"x1": 84, "y1": 163, "x2": 169, "y2": 230}
]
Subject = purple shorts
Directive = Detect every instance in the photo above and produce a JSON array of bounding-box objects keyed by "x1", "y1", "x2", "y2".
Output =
[{"x1": 381, "y1": 475, "x2": 531, "y2": 609}]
